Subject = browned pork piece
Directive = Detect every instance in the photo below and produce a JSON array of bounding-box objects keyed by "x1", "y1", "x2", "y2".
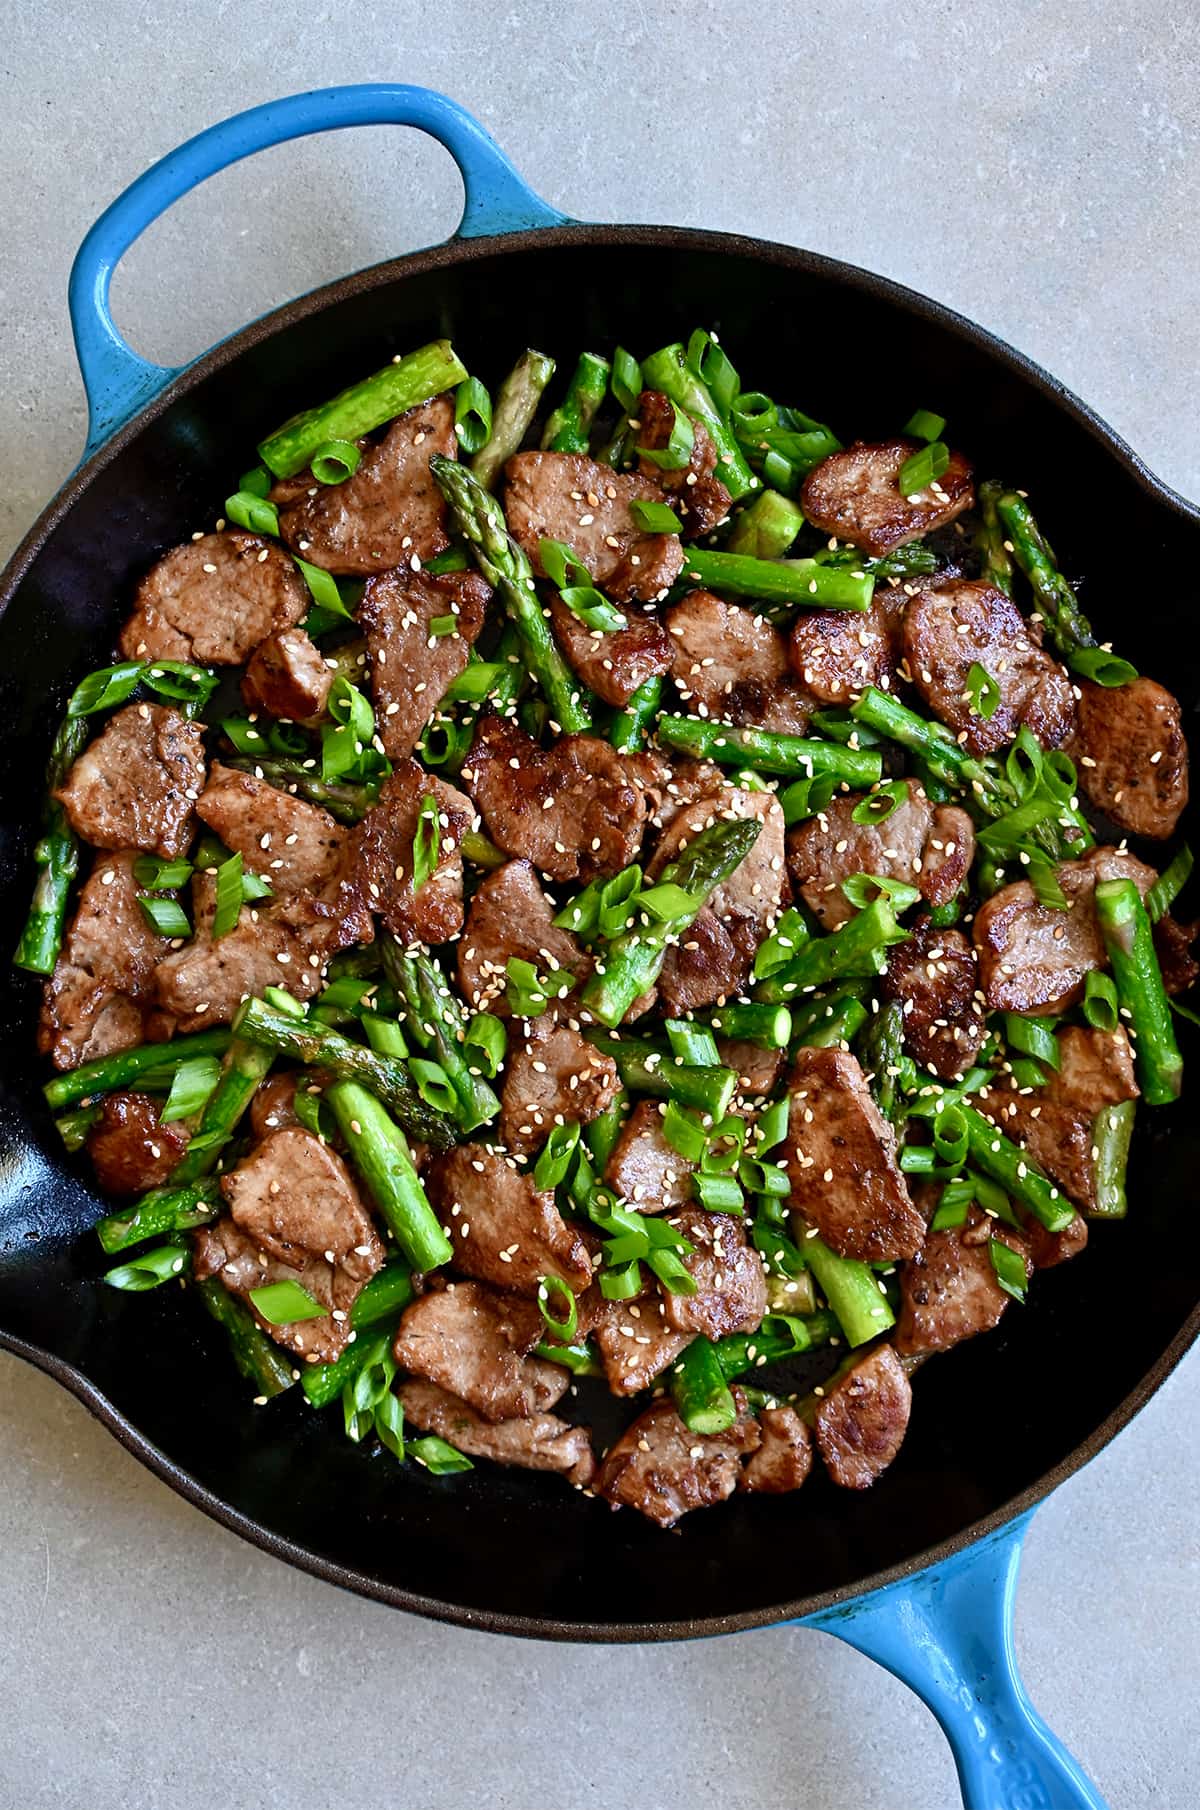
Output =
[
  {"x1": 241, "y1": 627, "x2": 333, "y2": 724},
  {"x1": 740, "y1": 1405, "x2": 813, "y2": 1495},
  {"x1": 800, "y1": 438, "x2": 974, "y2": 556},
  {"x1": 358, "y1": 565, "x2": 493, "y2": 757},
  {"x1": 787, "y1": 590, "x2": 905, "y2": 704},
  {"x1": 604, "y1": 1100, "x2": 696, "y2": 1213},
  {"x1": 456, "y1": 858, "x2": 591, "y2": 1015},
  {"x1": 665, "y1": 591, "x2": 813, "y2": 735},
  {"x1": 85, "y1": 1090, "x2": 190, "y2": 1195},
  {"x1": 784, "y1": 1046, "x2": 926, "y2": 1261},
  {"x1": 895, "y1": 1209, "x2": 1031, "y2": 1356},
  {"x1": 503, "y1": 451, "x2": 684, "y2": 603},
  {"x1": 55, "y1": 704, "x2": 205, "y2": 858},
  {"x1": 716, "y1": 1037, "x2": 784, "y2": 1099},
  {"x1": 582, "y1": 1287, "x2": 693, "y2": 1397},
  {"x1": 350, "y1": 764, "x2": 474, "y2": 944},
  {"x1": 120, "y1": 531, "x2": 310, "y2": 664},
  {"x1": 657, "y1": 1206, "x2": 768, "y2": 1341},
  {"x1": 786, "y1": 782, "x2": 973, "y2": 932},
  {"x1": 903, "y1": 579, "x2": 1077, "y2": 756},
  {"x1": 249, "y1": 1073, "x2": 303, "y2": 1139},
  {"x1": 273, "y1": 396, "x2": 457, "y2": 574},
  {"x1": 499, "y1": 1012, "x2": 620, "y2": 1156},
  {"x1": 39, "y1": 852, "x2": 175, "y2": 1070},
  {"x1": 973, "y1": 846, "x2": 1157, "y2": 1014},
  {"x1": 393, "y1": 1279, "x2": 567, "y2": 1422},
  {"x1": 619, "y1": 750, "x2": 729, "y2": 835},
  {"x1": 880, "y1": 921, "x2": 986, "y2": 1082},
  {"x1": 463, "y1": 714, "x2": 647, "y2": 883},
  {"x1": 596, "y1": 1392, "x2": 761, "y2": 1527},
  {"x1": 634, "y1": 389, "x2": 731, "y2": 536},
  {"x1": 196, "y1": 762, "x2": 348, "y2": 896},
  {"x1": 813, "y1": 1344, "x2": 912, "y2": 1489},
  {"x1": 423, "y1": 1143, "x2": 593, "y2": 1297},
  {"x1": 397, "y1": 1380, "x2": 596, "y2": 1488},
  {"x1": 549, "y1": 595, "x2": 674, "y2": 708},
  {"x1": 1072, "y1": 676, "x2": 1188, "y2": 840}
]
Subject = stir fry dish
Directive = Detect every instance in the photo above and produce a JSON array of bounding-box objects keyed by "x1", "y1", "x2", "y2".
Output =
[{"x1": 18, "y1": 332, "x2": 1195, "y2": 1527}]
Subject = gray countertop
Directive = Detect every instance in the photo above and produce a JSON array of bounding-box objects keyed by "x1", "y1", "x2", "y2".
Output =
[{"x1": 2, "y1": 5, "x2": 1198, "y2": 1805}]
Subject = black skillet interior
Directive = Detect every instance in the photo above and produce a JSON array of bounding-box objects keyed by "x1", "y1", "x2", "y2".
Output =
[{"x1": 1, "y1": 228, "x2": 1198, "y2": 1638}]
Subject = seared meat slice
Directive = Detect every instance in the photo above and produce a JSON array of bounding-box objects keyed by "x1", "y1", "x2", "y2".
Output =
[
  {"x1": 620, "y1": 751, "x2": 729, "y2": 834},
  {"x1": 274, "y1": 396, "x2": 457, "y2": 575},
  {"x1": 596, "y1": 1392, "x2": 761, "y2": 1527},
  {"x1": 584, "y1": 1286, "x2": 694, "y2": 1395},
  {"x1": 196, "y1": 763, "x2": 348, "y2": 895},
  {"x1": 1154, "y1": 912, "x2": 1200, "y2": 997},
  {"x1": 895, "y1": 1209, "x2": 1028, "y2": 1355},
  {"x1": 881, "y1": 921, "x2": 985, "y2": 1082},
  {"x1": 979, "y1": 1024, "x2": 1138, "y2": 1214},
  {"x1": 787, "y1": 782, "x2": 974, "y2": 931},
  {"x1": 717, "y1": 1036, "x2": 784, "y2": 1099},
  {"x1": 1073, "y1": 676, "x2": 1188, "y2": 840},
  {"x1": 457, "y1": 858, "x2": 591, "y2": 1015},
  {"x1": 55, "y1": 704, "x2": 205, "y2": 858},
  {"x1": 648, "y1": 787, "x2": 786, "y2": 1012},
  {"x1": 249, "y1": 1072, "x2": 302, "y2": 1139},
  {"x1": 503, "y1": 451, "x2": 684, "y2": 604},
  {"x1": 423, "y1": 1142, "x2": 593, "y2": 1296},
  {"x1": 784, "y1": 1046, "x2": 926, "y2": 1262},
  {"x1": 800, "y1": 438, "x2": 974, "y2": 556},
  {"x1": 604, "y1": 1099, "x2": 696, "y2": 1213},
  {"x1": 499, "y1": 1013, "x2": 620, "y2": 1156},
  {"x1": 350, "y1": 764, "x2": 474, "y2": 944},
  {"x1": 634, "y1": 389, "x2": 731, "y2": 535},
  {"x1": 463, "y1": 714, "x2": 646, "y2": 883},
  {"x1": 659, "y1": 1206, "x2": 768, "y2": 1340},
  {"x1": 1019, "y1": 1210, "x2": 1089, "y2": 1270},
  {"x1": 903, "y1": 580, "x2": 1077, "y2": 756},
  {"x1": 358, "y1": 566, "x2": 492, "y2": 758},
  {"x1": 39, "y1": 852, "x2": 174, "y2": 1070},
  {"x1": 665, "y1": 592, "x2": 813, "y2": 736},
  {"x1": 241, "y1": 627, "x2": 332, "y2": 724},
  {"x1": 393, "y1": 1280, "x2": 566, "y2": 1422},
  {"x1": 813, "y1": 1344, "x2": 912, "y2": 1489},
  {"x1": 85, "y1": 1090, "x2": 190, "y2": 1195},
  {"x1": 397, "y1": 1380, "x2": 596, "y2": 1488},
  {"x1": 740, "y1": 1405, "x2": 812, "y2": 1494},
  {"x1": 788, "y1": 594, "x2": 901, "y2": 704},
  {"x1": 154, "y1": 870, "x2": 328, "y2": 1031},
  {"x1": 973, "y1": 846, "x2": 1157, "y2": 1014},
  {"x1": 121, "y1": 531, "x2": 309, "y2": 664},
  {"x1": 548, "y1": 594, "x2": 674, "y2": 708}
]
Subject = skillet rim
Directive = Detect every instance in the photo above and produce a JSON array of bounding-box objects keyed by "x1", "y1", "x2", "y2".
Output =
[{"x1": 2, "y1": 218, "x2": 1198, "y2": 1641}]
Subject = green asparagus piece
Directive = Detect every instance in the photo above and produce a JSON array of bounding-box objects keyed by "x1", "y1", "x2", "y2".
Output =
[
  {"x1": 1095, "y1": 878, "x2": 1183, "y2": 1105},
  {"x1": 471, "y1": 349, "x2": 556, "y2": 489},
  {"x1": 379, "y1": 940, "x2": 501, "y2": 1133},
  {"x1": 224, "y1": 756, "x2": 378, "y2": 824},
  {"x1": 320, "y1": 637, "x2": 369, "y2": 684},
  {"x1": 54, "y1": 1105, "x2": 100, "y2": 1153},
  {"x1": 803, "y1": 1233, "x2": 896, "y2": 1346},
  {"x1": 170, "y1": 1040, "x2": 276, "y2": 1186},
  {"x1": 96, "y1": 1178, "x2": 222, "y2": 1255},
  {"x1": 542, "y1": 351, "x2": 611, "y2": 454},
  {"x1": 298, "y1": 1267, "x2": 413, "y2": 1408},
  {"x1": 1090, "y1": 1099, "x2": 1136, "y2": 1219},
  {"x1": 708, "y1": 1002, "x2": 793, "y2": 1048},
  {"x1": 711, "y1": 1308, "x2": 839, "y2": 1378},
  {"x1": 755, "y1": 898, "x2": 908, "y2": 1003},
  {"x1": 258, "y1": 340, "x2": 468, "y2": 478},
  {"x1": 325, "y1": 1080, "x2": 452, "y2": 1271},
  {"x1": 584, "y1": 1033, "x2": 738, "y2": 1118},
  {"x1": 670, "y1": 1336, "x2": 738, "y2": 1434},
  {"x1": 430, "y1": 454, "x2": 593, "y2": 734},
  {"x1": 609, "y1": 676, "x2": 663, "y2": 753},
  {"x1": 859, "y1": 998, "x2": 906, "y2": 1120},
  {"x1": 656, "y1": 714, "x2": 882, "y2": 786},
  {"x1": 949, "y1": 1099, "x2": 1077, "y2": 1230},
  {"x1": 795, "y1": 996, "x2": 869, "y2": 1049},
  {"x1": 976, "y1": 479, "x2": 1015, "y2": 597},
  {"x1": 581, "y1": 817, "x2": 763, "y2": 1027},
  {"x1": 725, "y1": 491, "x2": 805, "y2": 559},
  {"x1": 640, "y1": 343, "x2": 757, "y2": 498},
  {"x1": 14, "y1": 713, "x2": 91, "y2": 974},
  {"x1": 992, "y1": 491, "x2": 1095, "y2": 661},
  {"x1": 233, "y1": 997, "x2": 457, "y2": 1149},
  {"x1": 678, "y1": 547, "x2": 874, "y2": 612},
  {"x1": 195, "y1": 1277, "x2": 296, "y2": 1397},
  {"x1": 43, "y1": 1029, "x2": 235, "y2": 1110}
]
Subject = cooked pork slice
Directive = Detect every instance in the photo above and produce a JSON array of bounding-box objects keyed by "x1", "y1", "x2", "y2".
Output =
[
  {"x1": 739, "y1": 1405, "x2": 813, "y2": 1494},
  {"x1": 499, "y1": 1013, "x2": 620, "y2": 1156},
  {"x1": 503, "y1": 450, "x2": 684, "y2": 603},
  {"x1": 665, "y1": 592, "x2": 813, "y2": 736},
  {"x1": 895, "y1": 1209, "x2": 1028, "y2": 1355},
  {"x1": 784, "y1": 1046, "x2": 926, "y2": 1262},
  {"x1": 121, "y1": 531, "x2": 309, "y2": 664},
  {"x1": 423, "y1": 1142, "x2": 593, "y2": 1296},
  {"x1": 241, "y1": 627, "x2": 333, "y2": 724},
  {"x1": 634, "y1": 389, "x2": 731, "y2": 535},
  {"x1": 903, "y1": 579, "x2": 1077, "y2": 756},
  {"x1": 350, "y1": 764, "x2": 474, "y2": 944},
  {"x1": 979, "y1": 1023, "x2": 1138, "y2": 1215},
  {"x1": 358, "y1": 566, "x2": 492, "y2": 757},
  {"x1": 85, "y1": 1090, "x2": 190, "y2": 1195},
  {"x1": 1018, "y1": 1210, "x2": 1089, "y2": 1270},
  {"x1": 787, "y1": 594, "x2": 901, "y2": 704},
  {"x1": 196, "y1": 762, "x2": 347, "y2": 895},
  {"x1": 973, "y1": 846, "x2": 1157, "y2": 1014},
  {"x1": 1154, "y1": 912, "x2": 1200, "y2": 997},
  {"x1": 274, "y1": 396, "x2": 457, "y2": 575},
  {"x1": 1072, "y1": 676, "x2": 1188, "y2": 840},
  {"x1": 786, "y1": 782, "x2": 975, "y2": 931},
  {"x1": 659, "y1": 1206, "x2": 768, "y2": 1340},
  {"x1": 397, "y1": 1380, "x2": 596, "y2": 1487},
  {"x1": 549, "y1": 593, "x2": 674, "y2": 707},
  {"x1": 716, "y1": 1036, "x2": 784, "y2": 1099},
  {"x1": 55, "y1": 704, "x2": 205, "y2": 858},
  {"x1": 154, "y1": 871, "x2": 328, "y2": 1031},
  {"x1": 881, "y1": 921, "x2": 985, "y2": 1081},
  {"x1": 619, "y1": 751, "x2": 729, "y2": 834},
  {"x1": 249, "y1": 1073, "x2": 303, "y2": 1139},
  {"x1": 813, "y1": 1344, "x2": 912, "y2": 1489},
  {"x1": 596, "y1": 1392, "x2": 761, "y2": 1527},
  {"x1": 393, "y1": 1280, "x2": 567, "y2": 1422},
  {"x1": 604, "y1": 1099, "x2": 696, "y2": 1213},
  {"x1": 463, "y1": 714, "x2": 647, "y2": 883},
  {"x1": 800, "y1": 438, "x2": 974, "y2": 556},
  {"x1": 456, "y1": 858, "x2": 591, "y2": 1015},
  {"x1": 39, "y1": 852, "x2": 174, "y2": 1070},
  {"x1": 584, "y1": 1286, "x2": 694, "y2": 1395}
]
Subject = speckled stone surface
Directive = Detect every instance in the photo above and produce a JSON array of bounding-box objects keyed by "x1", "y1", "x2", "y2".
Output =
[{"x1": 1, "y1": 6, "x2": 1198, "y2": 1806}]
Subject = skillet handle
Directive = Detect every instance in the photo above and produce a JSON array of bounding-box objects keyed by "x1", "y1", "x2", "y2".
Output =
[
  {"x1": 68, "y1": 83, "x2": 567, "y2": 459},
  {"x1": 804, "y1": 1512, "x2": 1110, "y2": 1810}
]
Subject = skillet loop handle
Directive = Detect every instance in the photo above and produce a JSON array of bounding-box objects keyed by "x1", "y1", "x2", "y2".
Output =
[
  {"x1": 805, "y1": 1513, "x2": 1110, "y2": 1810},
  {"x1": 69, "y1": 82, "x2": 566, "y2": 459}
]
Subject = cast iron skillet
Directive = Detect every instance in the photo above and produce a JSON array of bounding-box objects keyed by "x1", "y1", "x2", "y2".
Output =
[{"x1": 1, "y1": 86, "x2": 1196, "y2": 1809}]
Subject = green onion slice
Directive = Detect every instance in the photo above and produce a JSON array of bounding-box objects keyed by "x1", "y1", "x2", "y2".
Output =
[
  {"x1": 966, "y1": 662, "x2": 1002, "y2": 721},
  {"x1": 841, "y1": 872, "x2": 922, "y2": 914},
  {"x1": 408, "y1": 1435, "x2": 473, "y2": 1474},
  {"x1": 897, "y1": 441, "x2": 950, "y2": 496},
  {"x1": 453, "y1": 376, "x2": 493, "y2": 455},
  {"x1": 408, "y1": 1058, "x2": 457, "y2": 1114},
  {"x1": 309, "y1": 439, "x2": 361, "y2": 486},
  {"x1": 611, "y1": 346, "x2": 643, "y2": 415},
  {"x1": 851, "y1": 779, "x2": 909, "y2": 825},
  {"x1": 903, "y1": 408, "x2": 946, "y2": 443},
  {"x1": 662, "y1": 1102, "x2": 707, "y2": 1165},
  {"x1": 239, "y1": 465, "x2": 273, "y2": 498},
  {"x1": 637, "y1": 401, "x2": 695, "y2": 471},
  {"x1": 629, "y1": 499, "x2": 683, "y2": 533},
  {"x1": 67, "y1": 661, "x2": 146, "y2": 717},
  {"x1": 1069, "y1": 646, "x2": 1137, "y2": 688},
  {"x1": 463, "y1": 1012, "x2": 507, "y2": 1080},
  {"x1": 138, "y1": 896, "x2": 191, "y2": 938},
  {"x1": 134, "y1": 855, "x2": 193, "y2": 891},
  {"x1": 159, "y1": 1056, "x2": 221, "y2": 1124},
  {"x1": 1146, "y1": 845, "x2": 1192, "y2": 923},
  {"x1": 295, "y1": 556, "x2": 353, "y2": 617},
  {"x1": 505, "y1": 958, "x2": 572, "y2": 1018},
  {"x1": 225, "y1": 490, "x2": 281, "y2": 536},
  {"x1": 537, "y1": 1275, "x2": 579, "y2": 1342},
  {"x1": 211, "y1": 852, "x2": 247, "y2": 940},
  {"x1": 685, "y1": 329, "x2": 740, "y2": 416},
  {"x1": 990, "y1": 1238, "x2": 1028, "y2": 1303},
  {"x1": 534, "y1": 1121, "x2": 581, "y2": 1191},
  {"x1": 250, "y1": 1279, "x2": 329, "y2": 1324},
  {"x1": 1081, "y1": 970, "x2": 1120, "y2": 1033},
  {"x1": 103, "y1": 1240, "x2": 190, "y2": 1291}
]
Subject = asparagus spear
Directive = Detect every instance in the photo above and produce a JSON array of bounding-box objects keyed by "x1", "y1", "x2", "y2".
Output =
[
  {"x1": 379, "y1": 939, "x2": 501, "y2": 1133},
  {"x1": 802, "y1": 1232, "x2": 896, "y2": 1345},
  {"x1": 44, "y1": 1028, "x2": 235, "y2": 1110},
  {"x1": 992, "y1": 491, "x2": 1094, "y2": 661},
  {"x1": 54, "y1": 1105, "x2": 100, "y2": 1153},
  {"x1": 471, "y1": 349, "x2": 556, "y2": 490},
  {"x1": 258, "y1": 340, "x2": 468, "y2": 478},
  {"x1": 948, "y1": 1099, "x2": 1077, "y2": 1230},
  {"x1": 640, "y1": 343, "x2": 757, "y2": 498},
  {"x1": 581, "y1": 817, "x2": 763, "y2": 1028},
  {"x1": 655, "y1": 715, "x2": 882, "y2": 786},
  {"x1": 430, "y1": 455, "x2": 593, "y2": 734},
  {"x1": 976, "y1": 479, "x2": 1015, "y2": 598},
  {"x1": 795, "y1": 996, "x2": 869, "y2": 1049},
  {"x1": 859, "y1": 998, "x2": 906, "y2": 1120},
  {"x1": 13, "y1": 714, "x2": 90, "y2": 974},
  {"x1": 97, "y1": 1178, "x2": 222, "y2": 1255},
  {"x1": 1090, "y1": 1099, "x2": 1136, "y2": 1218},
  {"x1": 542, "y1": 352, "x2": 611, "y2": 454},
  {"x1": 583, "y1": 1033, "x2": 737, "y2": 1117},
  {"x1": 754, "y1": 898, "x2": 908, "y2": 1002},
  {"x1": 1095, "y1": 878, "x2": 1183, "y2": 1106},
  {"x1": 325, "y1": 1080, "x2": 453, "y2": 1271},
  {"x1": 707, "y1": 1003, "x2": 793, "y2": 1049},
  {"x1": 726, "y1": 491, "x2": 805, "y2": 559},
  {"x1": 670, "y1": 1336, "x2": 738, "y2": 1434},
  {"x1": 195, "y1": 1277, "x2": 296, "y2": 1398},
  {"x1": 170, "y1": 1040, "x2": 275, "y2": 1185},
  {"x1": 609, "y1": 676, "x2": 663, "y2": 754},
  {"x1": 224, "y1": 756, "x2": 378, "y2": 824},
  {"x1": 678, "y1": 547, "x2": 873, "y2": 612}
]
